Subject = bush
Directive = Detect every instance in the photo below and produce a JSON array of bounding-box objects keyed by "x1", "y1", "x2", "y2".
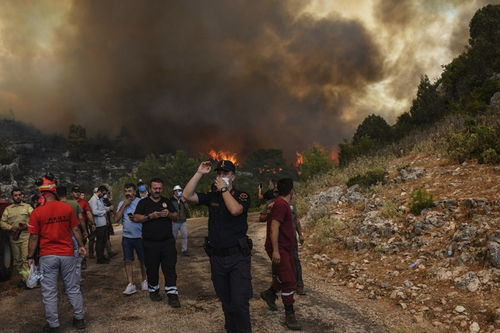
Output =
[
  {"x1": 310, "y1": 215, "x2": 344, "y2": 248},
  {"x1": 299, "y1": 145, "x2": 334, "y2": 180},
  {"x1": 446, "y1": 123, "x2": 499, "y2": 164},
  {"x1": 380, "y1": 200, "x2": 403, "y2": 219},
  {"x1": 409, "y1": 189, "x2": 434, "y2": 215},
  {"x1": 346, "y1": 168, "x2": 387, "y2": 188}
]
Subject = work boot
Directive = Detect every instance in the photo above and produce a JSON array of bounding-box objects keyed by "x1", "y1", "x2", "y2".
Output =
[
  {"x1": 260, "y1": 289, "x2": 278, "y2": 311},
  {"x1": 285, "y1": 310, "x2": 302, "y2": 331},
  {"x1": 72, "y1": 317, "x2": 86, "y2": 330},
  {"x1": 167, "y1": 294, "x2": 181, "y2": 308},
  {"x1": 149, "y1": 290, "x2": 163, "y2": 302},
  {"x1": 42, "y1": 324, "x2": 60, "y2": 332}
]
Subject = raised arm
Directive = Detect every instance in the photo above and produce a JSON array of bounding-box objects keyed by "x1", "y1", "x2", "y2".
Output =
[{"x1": 183, "y1": 161, "x2": 212, "y2": 203}]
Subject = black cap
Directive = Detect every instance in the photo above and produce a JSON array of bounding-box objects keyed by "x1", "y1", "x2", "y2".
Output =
[
  {"x1": 215, "y1": 160, "x2": 236, "y2": 173},
  {"x1": 71, "y1": 185, "x2": 81, "y2": 193}
]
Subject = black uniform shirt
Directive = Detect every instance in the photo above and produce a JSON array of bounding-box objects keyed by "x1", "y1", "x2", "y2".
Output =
[
  {"x1": 197, "y1": 189, "x2": 250, "y2": 249},
  {"x1": 134, "y1": 196, "x2": 176, "y2": 241}
]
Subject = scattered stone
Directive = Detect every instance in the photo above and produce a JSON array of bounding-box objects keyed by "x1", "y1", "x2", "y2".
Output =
[
  {"x1": 456, "y1": 272, "x2": 481, "y2": 292},
  {"x1": 435, "y1": 268, "x2": 453, "y2": 281},
  {"x1": 424, "y1": 211, "x2": 447, "y2": 228},
  {"x1": 454, "y1": 306, "x2": 466, "y2": 313},
  {"x1": 399, "y1": 167, "x2": 425, "y2": 182},
  {"x1": 469, "y1": 322, "x2": 480, "y2": 333},
  {"x1": 313, "y1": 254, "x2": 322, "y2": 261},
  {"x1": 399, "y1": 302, "x2": 407, "y2": 310},
  {"x1": 453, "y1": 224, "x2": 478, "y2": 242},
  {"x1": 330, "y1": 259, "x2": 340, "y2": 265},
  {"x1": 403, "y1": 280, "x2": 414, "y2": 288},
  {"x1": 486, "y1": 231, "x2": 500, "y2": 268}
]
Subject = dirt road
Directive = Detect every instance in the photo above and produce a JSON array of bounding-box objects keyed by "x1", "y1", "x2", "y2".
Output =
[{"x1": 0, "y1": 213, "x2": 436, "y2": 332}]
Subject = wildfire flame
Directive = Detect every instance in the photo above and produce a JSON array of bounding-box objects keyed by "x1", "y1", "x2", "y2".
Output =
[
  {"x1": 208, "y1": 149, "x2": 239, "y2": 166},
  {"x1": 295, "y1": 152, "x2": 303, "y2": 168}
]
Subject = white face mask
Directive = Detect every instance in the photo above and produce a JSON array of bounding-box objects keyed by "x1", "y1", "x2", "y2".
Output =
[{"x1": 222, "y1": 177, "x2": 230, "y2": 185}]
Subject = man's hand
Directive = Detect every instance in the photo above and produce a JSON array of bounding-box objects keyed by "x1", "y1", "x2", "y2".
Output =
[
  {"x1": 272, "y1": 249, "x2": 281, "y2": 264},
  {"x1": 27, "y1": 258, "x2": 34, "y2": 267},
  {"x1": 11, "y1": 225, "x2": 19, "y2": 232},
  {"x1": 82, "y1": 231, "x2": 89, "y2": 240},
  {"x1": 123, "y1": 197, "x2": 133, "y2": 207},
  {"x1": 78, "y1": 246, "x2": 87, "y2": 257},
  {"x1": 214, "y1": 177, "x2": 228, "y2": 191},
  {"x1": 197, "y1": 161, "x2": 212, "y2": 174},
  {"x1": 148, "y1": 211, "x2": 161, "y2": 219},
  {"x1": 18, "y1": 223, "x2": 27, "y2": 230},
  {"x1": 90, "y1": 224, "x2": 96, "y2": 232},
  {"x1": 157, "y1": 210, "x2": 170, "y2": 218}
]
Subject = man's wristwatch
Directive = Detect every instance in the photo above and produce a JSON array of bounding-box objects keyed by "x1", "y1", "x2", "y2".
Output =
[
  {"x1": 221, "y1": 187, "x2": 228, "y2": 193},
  {"x1": 144, "y1": 214, "x2": 150, "y2": 221}
]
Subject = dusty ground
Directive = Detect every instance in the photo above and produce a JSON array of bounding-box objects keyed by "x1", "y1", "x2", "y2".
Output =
[{"x1": 0, "y1": 213, "x2": 438, "y2": 333}]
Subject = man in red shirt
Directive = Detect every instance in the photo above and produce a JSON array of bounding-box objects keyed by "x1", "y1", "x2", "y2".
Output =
[
  {"x1": 27, "y1": 175, "x2": 87, "y2": 332},
  {"x1": 261, "y1": 178, "x2": 301, "y2": 330},
  {"x1": 72, "y1": 186, "x2": 95, "y2": 262}
]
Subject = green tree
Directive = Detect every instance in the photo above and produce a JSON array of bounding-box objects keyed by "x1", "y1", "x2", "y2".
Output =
[
  {"x1": 299, "y1": 145, "x2": 334, "y2": 180},
  {"x1": 352, "y1": 114, "x2": 392, "y2": 144},
  {"x1": 409, "y1": 75, "x2": 445, "y2": 126}
]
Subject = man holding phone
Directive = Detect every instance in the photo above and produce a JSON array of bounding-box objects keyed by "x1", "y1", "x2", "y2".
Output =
[
  {"x1": 114, "y1": 183, "x2": 147, "y2": 295},
  {"x1": 133, "y1": 178, "x2": 180, "y2": 308}
]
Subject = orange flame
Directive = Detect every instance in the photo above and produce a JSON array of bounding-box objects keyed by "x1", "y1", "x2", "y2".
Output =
[
  {"x1": 295, "y1": 152, "x2": 303, "y2": 168},
  {"x1": 208, "y1": 149, "x2": 239, "y2": 166},
  {"x1": 330, "y1": 147, "x2": 339, "y2": 165}
]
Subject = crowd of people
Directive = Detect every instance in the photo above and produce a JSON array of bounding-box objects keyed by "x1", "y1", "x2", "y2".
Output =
[{"x1": 0, "y1": 160, "x2": 306, "y2": 332}]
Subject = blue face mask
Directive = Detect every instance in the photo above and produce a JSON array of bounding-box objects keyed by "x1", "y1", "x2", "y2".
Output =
[
  {"x1": 176, "y1": 191, "x2": 182, "y2": 197},
  {"x1": 138, "y1": 185, "x2": 146, "y2": 192}
]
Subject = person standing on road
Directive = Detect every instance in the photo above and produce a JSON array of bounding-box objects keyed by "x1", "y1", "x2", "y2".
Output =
[
  {"x1": 171, "y1": 185, "x2": 190, "y2": 256},
  {"x1": 27, "y1": 174, "x2": 86, "y2": 332},
  {"x1": 72, "y1": 186, "x2": 95, "y2": 261},
  {"x1": 183, "y1": 160, "x2": 252, "y2": 333},
  {"x1": 0, "y1": 187, "x2": 33, "y2": 286},
  {"x1": 114, "y1": 183, "x2": 147, "y2": 295},
  {"x1": 260, "y1": 178, "x2": 301, "y2": 331},
  {"x1": 88, "y1": 186, "x2": 114, "y2": 264},
  {"x1": 133, "y1": 178, "x2": 181, "y2": 308}
]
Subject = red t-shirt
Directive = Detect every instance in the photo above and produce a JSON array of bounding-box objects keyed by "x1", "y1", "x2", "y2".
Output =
[
  {"x1": 265, "y1": 197, "x2": 295, "y2": 252},
  {"x1": 76, "y1": 198, "x2": 91, "y2": 223},
  {"x1": 28, "y1": 201, "x2": 80, "y2": 257}
]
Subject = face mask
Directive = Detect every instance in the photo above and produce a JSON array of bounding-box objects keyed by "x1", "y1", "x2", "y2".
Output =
[
  {"x1": 103, "y1": 194, "x2": 108, "y2": 199},
  {"x1": 222, "y1": 177, "x2": 230, "y2": 185},
  {"x1": 176, "y1": 191, "x2": 182, "y2": 197},
  {"x1": 138, "y1": 185, "x2": 146, "y2": 192}
]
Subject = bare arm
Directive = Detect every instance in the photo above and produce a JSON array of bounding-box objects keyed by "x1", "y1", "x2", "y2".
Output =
[
  {"x1": 78, "y1": 212, "x2": 88, "y2": 238},
  {"x1": 183, "y1": 161, "x2": 212, "y2": 203},
  {"x1": 72, "y1": 226, "x2": 87, "y2": 257}
]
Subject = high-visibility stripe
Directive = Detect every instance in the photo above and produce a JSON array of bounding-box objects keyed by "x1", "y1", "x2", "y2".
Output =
[
  {"x1": 148, "y1": 284, "x2": 160, "y2": 292},
  {"x1": 281, "y1": 291, "x2": 295, "y2": 296},
  {"x1": 165, "y1": 286, "x2": 178, "y2": 294}
]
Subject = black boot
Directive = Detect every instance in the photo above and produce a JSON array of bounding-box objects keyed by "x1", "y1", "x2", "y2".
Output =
[
  {"x1": 167, "y1": 293, "x2": 181, "y2": 308},
  {"x1": 285, "y1": 305, "x2": 302, "y2": 331},
  {"x1": 149, "y1": 290, "x2": 163, "y2": 302},
  {"x1": 72, "y1": 317, "x2": 86, "y2": 330},
  {"x1": 260, "y1": 288, "x2": 278, "y2": 311}
]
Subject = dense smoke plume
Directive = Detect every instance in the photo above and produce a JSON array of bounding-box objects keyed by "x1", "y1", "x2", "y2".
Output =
[{"x1": 0, "y1": 0, "x2": 497, "y2": 157}]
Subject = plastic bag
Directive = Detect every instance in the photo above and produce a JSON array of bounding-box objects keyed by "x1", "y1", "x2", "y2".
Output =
[{"x1": 26, "y1": 263, "x2": 42, "y2": 289}]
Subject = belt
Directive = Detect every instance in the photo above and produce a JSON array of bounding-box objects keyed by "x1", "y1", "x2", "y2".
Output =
[{"x1": 211, "y1": 245, "x2": 241, "y2": 257}]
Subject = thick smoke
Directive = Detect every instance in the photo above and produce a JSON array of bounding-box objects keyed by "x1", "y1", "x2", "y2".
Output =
[{"x1": 0, "y1": 1, "x2": 496, "y2": 156}]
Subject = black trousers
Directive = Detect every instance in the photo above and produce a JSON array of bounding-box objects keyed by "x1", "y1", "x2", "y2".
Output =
[
  {"x1": 143, "y1": 238, "x2": 177, "y2": 291},
  {"x1": 95, "y1": 226, "x2": 108, "y2": 261},
  {"x1": 210, "y1": 252, "x2": 252, "y2": 333}
]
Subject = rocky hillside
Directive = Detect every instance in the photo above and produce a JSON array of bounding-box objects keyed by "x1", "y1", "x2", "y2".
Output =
[
  {"x1": 0, "y1": 119, "x2": 141, "y2": 198},
  {"x1": 299, "y1": 153, "x2": 499, "y2": 333}
]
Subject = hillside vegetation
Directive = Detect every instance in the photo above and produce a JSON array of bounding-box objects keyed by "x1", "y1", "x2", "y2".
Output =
[{"x1": 295, "y1": 5, "x2": 500, "y2": 332}]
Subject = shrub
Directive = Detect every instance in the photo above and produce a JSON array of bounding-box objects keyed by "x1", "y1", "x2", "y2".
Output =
[
  {"x1": 409, "y1": 189, "x2": 434, "y2": 215},
  {"x1": 299, "y1": 145, "x2": 334, "y2": 180},
  {"x1": 346, "y1": 168, "x2": 387, "y2": 188},
  {"x1": 310, "y1": 215, "x2": 344, "y2": 248},
  {"x1": 446, "y1": 123, "x2": 499, "y2": 164},
  {"x1": 380, "y1": 201, "x2": 403, "y2": 219}
]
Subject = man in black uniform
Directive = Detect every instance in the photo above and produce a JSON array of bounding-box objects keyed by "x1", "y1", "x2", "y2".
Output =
[
  {"x1": 133, "y1": 178, "x2": 181, "y2": 308},
  {"x1": 184, "y1": 160, "x2": 252, "y2": 333}
]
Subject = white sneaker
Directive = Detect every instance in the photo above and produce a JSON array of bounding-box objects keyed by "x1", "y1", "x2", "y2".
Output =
[
  {"x1": 141, "y1": 280, "x2": 148, "y2": 291},
  {"x1": 123, "y1": 283, "x2": 137, "y2": 295}
]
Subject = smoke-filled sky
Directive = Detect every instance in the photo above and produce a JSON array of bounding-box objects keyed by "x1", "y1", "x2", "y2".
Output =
[{"x1": 0, "y1": 0, "x2": 498, "y2": 156}]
